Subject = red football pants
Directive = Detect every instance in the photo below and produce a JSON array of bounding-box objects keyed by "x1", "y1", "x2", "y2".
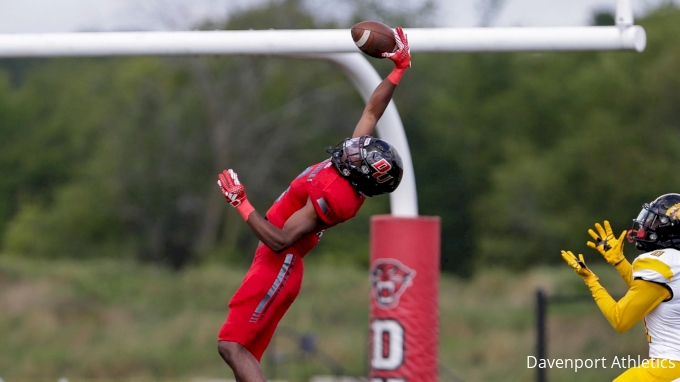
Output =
[{"x1": 218, "y1": 245, "x2": 304, "y2": 361}]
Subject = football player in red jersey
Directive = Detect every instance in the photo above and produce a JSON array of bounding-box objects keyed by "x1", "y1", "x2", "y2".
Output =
[{"x1": 215, "y1": 27, "x2": 411, "y2": 382}]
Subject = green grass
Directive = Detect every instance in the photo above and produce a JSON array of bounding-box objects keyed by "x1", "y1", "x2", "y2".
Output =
[{"x1": 0, "y1": 255, "x2": 649, "y2": 382}]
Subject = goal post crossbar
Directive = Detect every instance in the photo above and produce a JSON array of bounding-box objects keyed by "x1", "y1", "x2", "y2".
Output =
[{"x1": 0, "y1": 26, "x2": 646, "y2": 57}]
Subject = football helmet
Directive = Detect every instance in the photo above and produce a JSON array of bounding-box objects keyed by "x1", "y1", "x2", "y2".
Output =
[
  {"x1": 327, "y1": 135, "x2": 403, "y2": 197},
  {"x1": 628, "y1": 193, "x2": 680, "y2": 251}
]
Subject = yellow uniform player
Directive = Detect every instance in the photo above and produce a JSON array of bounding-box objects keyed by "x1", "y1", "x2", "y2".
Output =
[{"x1": 562, "y1": 193, "x2": 680, "y2": 381}]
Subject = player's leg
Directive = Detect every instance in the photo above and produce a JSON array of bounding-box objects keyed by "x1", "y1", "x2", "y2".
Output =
[
  {"x1": 614, "y1": 366, "x2": 645, "y2": 382},
  {"x1": 216, "y1": 246, "x2": 275, "y2": 381},
  {"x1": 613, "y1": 360, "x2": 680, "y2": 382},
  {"x1": 217, "y1": 293, "x2": 268, "y2": 382},
  {"x1": 248, "y1": 255, "x2": 304, "y2": 359},
  {"x1": 217, "y1": 248, "x2": 303, "y2": 379},
  {"x1": 217, "y1": 340, "x2": 265, "y2": 382}
]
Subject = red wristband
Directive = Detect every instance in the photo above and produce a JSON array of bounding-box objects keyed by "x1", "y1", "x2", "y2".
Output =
[
  {"x1": 387, "y1": 67, "x2": 406, "y2": 85},
  {"x1": 236, "y1": 199, "x2": 255, "y2": 221}
]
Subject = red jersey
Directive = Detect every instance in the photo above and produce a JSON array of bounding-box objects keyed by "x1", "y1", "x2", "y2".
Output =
[{"x1": 265, "y1": 159, "x2": 365, "y2": 257}]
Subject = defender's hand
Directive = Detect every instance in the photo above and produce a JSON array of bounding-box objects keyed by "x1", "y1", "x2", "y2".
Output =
[
  {"x1": 561, "y1": 250, "x2": 598, "y2": 281},
  {"x1": 218, "y1": 169, "x2": 247, "y2": 207},
  {"x1": 382, "y1": 27, "x2": 411, "y2": 69},
  {"x1": 587, "y1": 220, "x2": 627, "y2": 266}
]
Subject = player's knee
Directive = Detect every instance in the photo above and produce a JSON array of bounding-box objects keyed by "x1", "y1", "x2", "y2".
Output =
[
  {"x1": 217, "y1": 340, "x2": 240, "y2": 364},
  {"x1": 217, "y1": 341, "x2": 232, "y2": 362}
]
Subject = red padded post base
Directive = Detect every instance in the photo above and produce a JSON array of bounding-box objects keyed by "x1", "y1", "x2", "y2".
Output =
[{"x1": 369, "y1": 215, "x2": 441, "y2": 382}]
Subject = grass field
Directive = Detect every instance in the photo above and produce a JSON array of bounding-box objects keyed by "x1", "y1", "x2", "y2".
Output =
[{"x1": 0, "y1": 255, "x2": 648, "y2": 382}]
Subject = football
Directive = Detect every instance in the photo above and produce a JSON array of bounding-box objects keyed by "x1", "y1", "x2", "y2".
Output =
[{"x1": 350, "y1": 21, "x2": 397, "y2": 59}]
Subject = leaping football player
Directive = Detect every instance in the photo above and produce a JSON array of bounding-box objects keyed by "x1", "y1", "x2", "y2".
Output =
[
  {"x1": 215, "y1": 27, "x2": 411, "y2": 382},
  {"x1": 561, "y1": 193, "x2": 680, "y2": 381}
]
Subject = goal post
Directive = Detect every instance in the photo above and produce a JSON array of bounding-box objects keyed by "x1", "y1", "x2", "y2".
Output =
[{"x1": 0, "y1": 26, "x2": 645, "y2": 57}]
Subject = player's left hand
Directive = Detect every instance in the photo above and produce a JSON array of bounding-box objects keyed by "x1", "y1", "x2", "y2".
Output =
[
  {"x1": 587, "y1": 220, "x2": 627, "y2": 266},
  {"x1": 382, "y1": 27, "x2": 411, "y2": 69},
  {"x1": 561, "y1": 250, "x2": 598, "y2": 281},
  {"x1": 218, "y1": 169, "x2": 247, "y2": 207}
]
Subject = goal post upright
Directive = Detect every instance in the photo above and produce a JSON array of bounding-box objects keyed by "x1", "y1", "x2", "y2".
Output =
[
  {"x1": 0, "y1": 3, "x2": 646, "y2": 378},
  {"x1": 616, "y1": 0, "x2": 634, "y2": 27}
]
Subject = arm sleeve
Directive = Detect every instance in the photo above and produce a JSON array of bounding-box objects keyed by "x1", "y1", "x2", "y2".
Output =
[
  {"x1": 309, "y1": 186, "x2": 358, "y2": 225},
  {"x1": 310, "y1": 193, "x2": 336, "y2": 225},
  {"x1": 614, "y1": 258, "x2": 633, "y2": 288},
  {"x1": 585, "y1": 277, "x2": 670, "y2": 333}
]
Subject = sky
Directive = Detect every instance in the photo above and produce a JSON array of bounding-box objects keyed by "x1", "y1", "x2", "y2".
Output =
[
  {"x1": 0, "y1": 0, "x2": 674, "y2": 33},
  {"x1": 446, "y1": 0, "x2": 674, "y2": 27}
]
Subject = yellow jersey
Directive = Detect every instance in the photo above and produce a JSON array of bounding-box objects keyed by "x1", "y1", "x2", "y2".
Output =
[{"x1": 632, "y1": 248, "x2": 680, "y2": 361}]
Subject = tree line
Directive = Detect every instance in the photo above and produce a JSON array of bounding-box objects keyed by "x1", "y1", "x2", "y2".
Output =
[{"x1": 1, "y1": 0, "x2": 679, "y2": 277}]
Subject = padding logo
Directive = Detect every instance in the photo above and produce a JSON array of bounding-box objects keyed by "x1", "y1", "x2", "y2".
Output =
[{"x1": 370, "y1": 259, "x2": 416, "y2": 309}]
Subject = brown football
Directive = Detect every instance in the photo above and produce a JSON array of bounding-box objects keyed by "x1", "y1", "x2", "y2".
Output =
[{"x1": 350, "y1": 20, "x2": 397, "y2": 59}]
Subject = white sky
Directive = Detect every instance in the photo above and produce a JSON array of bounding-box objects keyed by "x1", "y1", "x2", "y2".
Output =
[
  {"x1": 0, "y1": 0, "x2": 673, "y2": 33},
  {"x1": 446, "y1": 0, "x2": 673, "y2": 27}
]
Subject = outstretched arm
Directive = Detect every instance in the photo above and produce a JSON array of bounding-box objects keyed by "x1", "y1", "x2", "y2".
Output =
[
  {"x1": 561, "y1": 250, "x2": 669, "y2": 333},
  {"x1": 352, "y1": 27, "x2": 411, "y2": 139},
  {"x1": 587, "y1": 278, "x2": 668, "y2": 333},
  {"x1": 218, "y1": 170, "x2": 318, "y2": 252}
]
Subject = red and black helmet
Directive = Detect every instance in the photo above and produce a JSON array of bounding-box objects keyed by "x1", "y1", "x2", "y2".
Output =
[
  {"x1": 327, "y1": 135, "x2": 403, "y2": 197},
  {"x1": 628, "y1": 193, "x2": 680, "y2": 251}
]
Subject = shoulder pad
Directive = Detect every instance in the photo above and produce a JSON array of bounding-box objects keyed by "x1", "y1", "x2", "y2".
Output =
[
  {"x1": 633, "y1": 254, "x2": 674, "y2": 283},
  {"x1": 309, "y1": 180, "x2": 362, "y2": 225}
]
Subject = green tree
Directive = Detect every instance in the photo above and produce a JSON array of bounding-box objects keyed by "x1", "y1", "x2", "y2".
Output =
[
  {"x1": 472, "y1": 6, "x2": 680, "y2": 270},
  {"x1": 2, "y1": 0, "x2": 386, "y2": 269},
  {"x1": 4, "y1": 1, "x2": 680, "y2": 278}
]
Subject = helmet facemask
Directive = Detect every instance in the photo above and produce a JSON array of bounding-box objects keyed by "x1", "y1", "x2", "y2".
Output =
[
  {"x1": 327, "y1": 136, "x2": 371, "y2": 176},
  {"x1": 628, "y1": 194, "x2": 680, "y2": 251}
]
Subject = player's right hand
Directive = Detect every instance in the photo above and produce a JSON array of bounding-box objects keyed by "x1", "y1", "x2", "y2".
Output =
[
  {"x1": 561, "y1": 250, "x2": 598, "y2": 282},
  {"x1": 382, "y1": 27, "x2": 411, "y2": 69},
  {"x1": 587, "y1": 220, "x2": 627, "y2": 266},
  {"x1": 218, "y1": 169, "x2": 248, "y2": 207}
]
